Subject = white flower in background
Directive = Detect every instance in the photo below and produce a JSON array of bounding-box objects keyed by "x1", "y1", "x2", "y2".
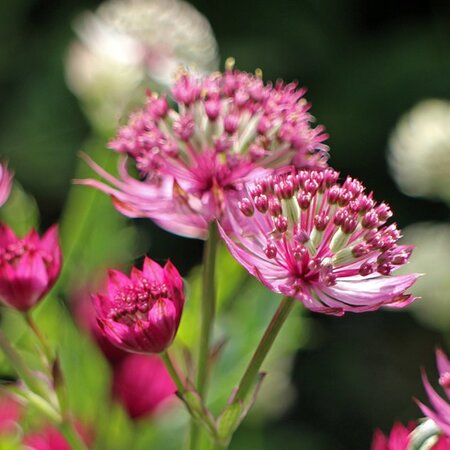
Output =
[
  {"x1": 400, "y1": 222, "x2": 450, "y2": 331},
  {"x1": 65, "y1": 0, "x2": 219, "y2": 131},
  {"x1": 388, "y1": 99, "x2": 450, "y2": 202}
]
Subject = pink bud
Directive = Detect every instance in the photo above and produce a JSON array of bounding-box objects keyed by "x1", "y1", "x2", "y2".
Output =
[
  {"x1": 0, "y1": 225, "x2": 61, "y2": 311},
  {"x1": 93, "y1": 257, "x2": 184, "y2": 354}
]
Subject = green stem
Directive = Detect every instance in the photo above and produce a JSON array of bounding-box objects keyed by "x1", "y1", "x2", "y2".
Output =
[
  {"x1": 0, "y1": 328, "x2": 47, "y2": 397},
  {"x1": 24, "y1": 312, "x2": 53, "y2": 363},
  {"x1": 161, "y1": 351, "x2": 185, "y2": 393},
  {"x1": 58, "y1": 420, "x2": 89, "y2": 450},
  {"x1": 189, "y1": 222, "x2": 219, "y2": 450},
  {"x1": 233, "y1": 296, "x2": 295, "y2": 404}
]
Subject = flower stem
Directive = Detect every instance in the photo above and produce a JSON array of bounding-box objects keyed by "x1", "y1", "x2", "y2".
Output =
[
  {"x1": 24, "y1": 312, "x2": 53, "y2": 363},
  {"x1": 189, "y1": 221, "x2": 219, "y2": 450},
  {"x1": 161, "y1": 351, "x2": 185, "y2": 393},
  {"x1": 0, "y1": 328, "x2": 46, "y2": 397},
  {"x1": 233, "y1": 296, "x2": 295, "y2": 404}
]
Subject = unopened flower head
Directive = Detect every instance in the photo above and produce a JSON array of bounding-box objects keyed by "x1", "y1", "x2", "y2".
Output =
[
  {"x1": 219, "y1": 168, "x2": 418, "y2": 315},
  {"x1": 0, "y1": 162, "x2": 13, "y2": 208},
  {"x1": 112, "y1": 354, "x2": 175, "y2": 419},
  {"x1": 418, "y1": 349, "x2": 450, "y2": 438},
  {"x1": 388, "y1": 99, "x2": 450, "y2": 202},
  {"x1": 0, "y1": 225, "x2": 61, "y2": 312},
  {"x1": 65, "y1": 0, "x2": 218, "y2": 129},
  {"x1": 80, "y1": 65, "x2": 329, "y2": 239},
  {"x1": 93, "y1": 257, "x2": 184, "y2": 354}
]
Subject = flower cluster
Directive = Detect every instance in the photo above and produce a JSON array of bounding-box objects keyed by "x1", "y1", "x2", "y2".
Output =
[
  {"x1": 93, "y1": 257, "x2": 184, "y2": 354},
  {"x1": 0, "y1": 225, "x2": 61, "y2": 311},
  {"x1": 80, "y1": 66, "x2": 328, "y2": 238},
  {"x1": 219, "y1": 167, "x2": 418, "y2": 315}
]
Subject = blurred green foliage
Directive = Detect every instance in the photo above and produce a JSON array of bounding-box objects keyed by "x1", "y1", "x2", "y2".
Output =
[{"x1": 0, "y1": 0, "x2": 449, "y2": 448}]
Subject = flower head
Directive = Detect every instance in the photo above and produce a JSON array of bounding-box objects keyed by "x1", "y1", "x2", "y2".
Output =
[
  {"x1": 219, "y1": 168, "x2": 418, "y2": 315},
  {"x1": 24, "y1": 423, "x2": 92, "y2": 450},
  {"x1": 65, "y1": 0, "x2": 218, "y2": 130},
  {"x1": 112, "y1": 354, "x2": 175, "y2": 419},
  {"x1": 93, "y1": 257, "x2": 184, "y2": 354},
  {"x1": 79, "y1": 66, "x2": 328, "y2": 239},
  {"x1": 418, "y1": 349, "x2": 450, "y2": 438},
  {"x1": 0, "y1": 162, "x2": 13, "y2": 208},
  {"x1": 0, "y1": 225, "x2": 61, "y2": 312}
]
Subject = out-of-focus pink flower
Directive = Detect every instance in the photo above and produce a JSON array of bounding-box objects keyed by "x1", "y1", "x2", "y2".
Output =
[
  {"x1": 371, "y1": 422, "x2": 414, "y2": 450},
  {"x1": 78, "y1": 67, "x2": 328, "y2": 239},
  {"x1": 0, "y1": 225, "x2": 62, "y2": 311},
  {"x1": 112, "y1": 353, "x2": 176, "y2": 419},
  {"x1": 0, "y1": 162, "x2": 13, "y2": 208},
  {"x1": 73, "y1": 287, "x2": 127, "y2": 365},
  {"x1": 0, "y1": 393, "x2": 21, "y2": 435},
  {"x1": 371, "y1": 422, "x2": 450, "y2": 450},
  {"x1": 93, "y1": 257, "x2": 184, "y2": 353},
  {"x1": 24, "y1": 423, "x2": 91, "y2": 450},
  {"x1": 219, "y1": 167, "x2": 419, "y2": 316},
  {"x1": 418, "y1": 349, "x2": 450, "y2": 437}
]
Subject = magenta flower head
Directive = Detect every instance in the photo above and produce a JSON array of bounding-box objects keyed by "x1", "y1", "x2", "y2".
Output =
[
  {"x1": 0, "y1": 162, "x2": 13, "y2": 208},
  {"x1": 78, "y1": 64, "x2": 328, "y2": 239},
  {"x1": 93, "y1": 257, "x2": 184, "y2": 354},
  {"x1": 0, "y1": 225, "x2": 61, "y2": 312},
  {"x1": 112, "y1": 354, "x2": 175, "y2": 419},
  {"x1": 418, "y1": 349, "x2": 450, "y2": 438},
  {"x1": 219, "y1": 167, "x2": 419, "y2": 315}
]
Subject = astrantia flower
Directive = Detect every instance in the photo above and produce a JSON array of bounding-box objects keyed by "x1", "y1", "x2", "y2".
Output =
[
  {"x1": 0, "y1": 162, "x2": 13, "y2": 208},
  {"x1": 0, "y1": 225, "x2": 61, "y2": 312},
  {"x1": 79, "y1": 66, "x2": 328, "y2": 239},
  {"x1": 93, "y1": 257, "x2": 184, "y2": 354},
  {"x1": 112, "y1": 354, "x2": 175, "y2": 419},
  {"x1": 65, "y1": 0, "x2": 218, "y2": 130},
  {"x1": 418, "y1": 349, "x2": 450, "y2": 437},
  {"x1": 219, "y1": 168, "x2": 418, "y2": 315},
  {"x1": 388, "y1": 99, "x2": 450, "y2": 202}
]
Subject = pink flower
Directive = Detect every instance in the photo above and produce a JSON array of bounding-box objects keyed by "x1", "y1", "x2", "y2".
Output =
[
  {"x1": 0, "y1": 162, "x2": 13, "y2": 207},
  {"x1": 24, "y1": 423, "x2": 91, "y2": 450},
  {"x1": 0, "y1": 225, "x2": 62, "y2": 311},
  {"x1": 0, "y1": 393, "x2": 21, "y2": 436},
  {"x1": 219, "y1": 167, "x2": 419, "y2": 315},
  {"x1": 78, "y1": 67, "x2": 328, "y2": 239},
  {"x1": 72, "y1": 286, "x2": 127, "y2": 365},
  {"x1": 371, "y1": 422, "x2": 450, "y2": 450},
  {"x1": 93, "y1": 257, "x2": 184, "y2": 354},
  {"x1": 418, "y1": 349, "x2": 450, "y2": 437},
  {"x1": 371, "y1": 422, "x2": 414, "y2": 450},
  {"x1": 112, "y1": 354, "x2": 176, "y2": 419}
]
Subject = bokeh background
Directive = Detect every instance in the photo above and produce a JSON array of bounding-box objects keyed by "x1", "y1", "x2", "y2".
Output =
[{"x1": 0, "y1": 0, "x2": 450, "y2": 448}]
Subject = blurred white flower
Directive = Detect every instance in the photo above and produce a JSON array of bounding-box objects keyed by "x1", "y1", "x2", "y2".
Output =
[
  {"x1": 388, "y1": 99, "x2": 450, "y2": 202},
  {"x1": 399, "y1": 222, "x2": 450, "y2": 330},
  {"x1": 65, "y1": 0, "x2": 218, "y2": 131}
]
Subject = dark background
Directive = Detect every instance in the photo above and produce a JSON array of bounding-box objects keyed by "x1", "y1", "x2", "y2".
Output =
[{"x1": 0, "y1": 0, "x2": 449, "y2": 448}]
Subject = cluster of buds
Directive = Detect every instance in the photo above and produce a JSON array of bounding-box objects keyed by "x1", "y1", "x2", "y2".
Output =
[
  {"x1": 220, "y1": 167, "x2": 418, "y2": 315},
  {"x1": 0, "y1": 225, "x2": 61, "y2": 311},
  {"x1": 80, "y1": 64, "x2": 328, "y2": 238},
  {"x1": 93, "y1": 257, "x2": 184, "y2": 354}
]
